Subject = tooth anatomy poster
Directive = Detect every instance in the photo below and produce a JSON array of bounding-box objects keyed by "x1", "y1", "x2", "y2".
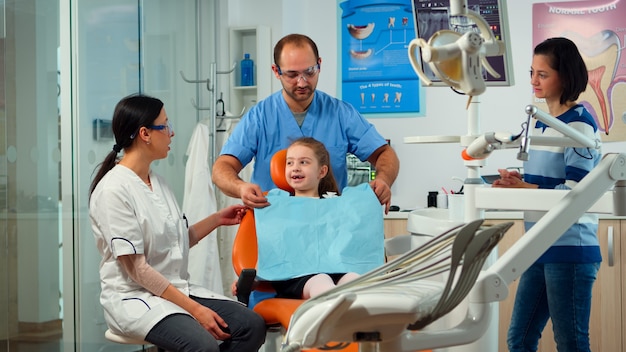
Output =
[
  {"x1": 339, "y1": 0, "x2": 421, "y2": 115},
  {"x1": 533, "y1": 1, "x2": 626, "y2": 141}
]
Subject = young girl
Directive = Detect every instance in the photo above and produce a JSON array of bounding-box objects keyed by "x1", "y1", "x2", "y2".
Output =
[{"x1": 270, "y1": 137, "x2": 360, "y2": 299}]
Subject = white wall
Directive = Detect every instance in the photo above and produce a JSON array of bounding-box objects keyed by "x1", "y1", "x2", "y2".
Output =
[{"x1": 228, "y1": 0, "x2": 626, "y2": 210}]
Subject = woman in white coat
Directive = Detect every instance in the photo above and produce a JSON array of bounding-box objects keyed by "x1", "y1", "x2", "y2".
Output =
[{"x1": 89, "y1": 94, "x2": 265, "y2": 352}]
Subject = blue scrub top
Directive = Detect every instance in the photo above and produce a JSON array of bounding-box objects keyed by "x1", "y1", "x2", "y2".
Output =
[{"x1": 219, "y1": 90, "x2": 387, "y2": 191}]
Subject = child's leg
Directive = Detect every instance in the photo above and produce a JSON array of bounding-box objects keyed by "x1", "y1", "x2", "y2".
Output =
[
  {"x1": 303, "y1": 273, "x2": 361, "y2": 299},
  {"x1": 302, "y1": 274, "x2": 335, "y2": 299},
  {"x1": 337, "y1": 272, "x2": 359, "y2": 285}
]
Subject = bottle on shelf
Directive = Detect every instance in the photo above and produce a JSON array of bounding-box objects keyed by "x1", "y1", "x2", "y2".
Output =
[{"x1": 240, "y1": 53, "x2": 254, "y2": 86}]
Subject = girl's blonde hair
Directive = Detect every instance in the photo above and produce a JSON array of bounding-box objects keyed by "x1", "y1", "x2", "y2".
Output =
[{"x1": 288, "y1": 137, "x2": 340, "y2": 197}]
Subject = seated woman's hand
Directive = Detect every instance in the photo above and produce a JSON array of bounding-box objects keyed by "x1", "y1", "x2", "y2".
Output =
[
  {"x1": 217, "y1": 204, "x2": 248, "y2": 226},
  {"x1": 192, "y1": 305, "x2": 232, "y2": 341}
]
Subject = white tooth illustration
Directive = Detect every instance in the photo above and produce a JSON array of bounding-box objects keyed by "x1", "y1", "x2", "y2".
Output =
[
  {"x1": 565, "y1": 30, "x2": 621, "y2": 136},
  {"x1": 349, "y1": 48, "x2": 373, "y2": 59},
  {"x1": 383, "y1": 93, "x2": 389, "y2": 103},
  {"x1": 371, "y1": 93, "x2": 375, "y2": 103},
  {"x1": 394, "y1": 92, "x2": 402, "y2": 103},
  {"x1": 388, "y1": 17, "x2": 396, "y2": 28},
  {"x1": 360, "y1": 93, "x2": 365, "y2": 105},
  {"x1": 347, "y1": 23, "x2": 375, "y2": 40}
]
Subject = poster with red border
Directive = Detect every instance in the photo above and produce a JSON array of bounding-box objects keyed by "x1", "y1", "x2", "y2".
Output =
[{"x1": 533, "y1": 1, "x2": 626, "y2": 141}]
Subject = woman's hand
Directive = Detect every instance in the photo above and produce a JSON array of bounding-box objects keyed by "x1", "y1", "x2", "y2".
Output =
[
  {"x1": 217, "y1": 204, "x2": 248, "y2": 226},
  {"x1": 191, "y1": 305, "x2": 232, "y2": 340},
  {"x1": 159, "y1": 284, "x2": 231, "y2": 340},
  {"x1": 492, "y1": 168, "x2": 537, "y2": 189}
]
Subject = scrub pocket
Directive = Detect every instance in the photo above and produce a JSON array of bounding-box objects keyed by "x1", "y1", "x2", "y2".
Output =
[{"x1": 122, "y1": 297, "x2": 151, "y2": 319}]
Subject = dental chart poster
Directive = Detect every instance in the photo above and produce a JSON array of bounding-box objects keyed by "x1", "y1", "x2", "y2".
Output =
[
  {"x1": 533, "y1": 1, "x2": 626, "y2": 141},
  {"x1": 339, "y1": 0, "x2": 421, "y2": 115}
]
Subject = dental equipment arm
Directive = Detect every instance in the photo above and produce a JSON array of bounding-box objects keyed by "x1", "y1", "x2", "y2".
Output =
[
  {"x1": 461, "y1": 132, "x2": 518, "y2": 160},
  {"x1": 462, "y1": 104, "x2": 603, "y2": 161},
  {"x1": 282, "y1": 220, "x2": 513, "y2": 352},
  {"x1": 479, "y1": 153, "x2": 626, "y2": 299},
  {"x1": 525, "y1": 104, "x2": 602, "y2": 145},
  {"x1": 519, "y1": 104, "x2": 602, "y2": 160}
]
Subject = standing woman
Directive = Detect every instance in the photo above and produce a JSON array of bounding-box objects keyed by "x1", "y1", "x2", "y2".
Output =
[
  {"x1": 89, "y1": 94, "x2": 265, "y2": 352},
  {"x1": 493, "y1": 37, "x2": 601, "y2": 352}
]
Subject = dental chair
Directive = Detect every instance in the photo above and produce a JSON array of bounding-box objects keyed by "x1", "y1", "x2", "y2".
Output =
[
  {"x1": 282, "y1": 219, "x2": 513, "y2": 352},
  {"x1": 231, "y1": 149, "x2": 432, "y2": 352}
]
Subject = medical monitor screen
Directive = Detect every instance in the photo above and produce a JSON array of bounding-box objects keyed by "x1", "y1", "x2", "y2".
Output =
[{"x1": 412, "y1": 0, "x2": 513, "y2": 86}]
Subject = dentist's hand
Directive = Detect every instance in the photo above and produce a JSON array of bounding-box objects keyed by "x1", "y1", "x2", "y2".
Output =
[
  {"x1": 239, "y1": 182, "x2": 270, "y2": 208},
  {"x1": 370, "y1": 179, "x2": 391, "y2": 214}
]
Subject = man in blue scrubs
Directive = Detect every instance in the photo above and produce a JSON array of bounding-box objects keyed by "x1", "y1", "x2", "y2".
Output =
[{"x1": 212, "y1": 33, "x2": 399, "y2": 213}]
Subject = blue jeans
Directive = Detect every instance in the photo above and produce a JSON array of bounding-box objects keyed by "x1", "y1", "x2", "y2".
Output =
[
  {"x1": 507, "y1": 262, "x2": 600, "y2": 352},
  {"x1": 145, "y1": 297, "x2": 266, "y2": 352}
]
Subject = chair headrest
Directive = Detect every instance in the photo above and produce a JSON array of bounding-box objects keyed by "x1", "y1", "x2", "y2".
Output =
[{"x1": 270, "y1": 149, "x2": 295, "y2": 193}]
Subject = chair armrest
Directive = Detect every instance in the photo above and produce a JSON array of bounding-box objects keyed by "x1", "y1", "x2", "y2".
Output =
[{"x1": 236, "y1": 268, "x2": 257, "y2": 306}]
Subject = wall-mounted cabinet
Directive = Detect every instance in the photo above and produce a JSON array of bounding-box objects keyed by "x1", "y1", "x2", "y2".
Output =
[{"x1": 229, "y1": 25, "x2": 271, "y2": 116}]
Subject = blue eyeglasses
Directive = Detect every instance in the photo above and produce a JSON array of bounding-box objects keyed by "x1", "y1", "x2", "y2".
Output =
[
  {"x1": 276, "y1": 63, "x2": 320, "y2": 82},
  {"x1": 149, "y1": 121, "x2": 174, "y2": 136}
]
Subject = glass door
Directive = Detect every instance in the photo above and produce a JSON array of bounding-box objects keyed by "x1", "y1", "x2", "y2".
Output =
[
  {"x1": 0, "y1": 0, "x2": 218, "y2": 351},
  {"x1": 0, "y1": 0, "x2": 63, "y2": 350},
  {"x1": 72, "y1": 0, "x2": 216, "y2": 350}
]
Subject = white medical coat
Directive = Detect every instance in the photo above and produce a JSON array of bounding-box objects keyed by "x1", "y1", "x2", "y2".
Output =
[
  {"x1": 89, "y1": 165, "x2": 231, "y2": 339},
  {"x1": 183, "y1": 122, "x2": 222, "y2": 293}
]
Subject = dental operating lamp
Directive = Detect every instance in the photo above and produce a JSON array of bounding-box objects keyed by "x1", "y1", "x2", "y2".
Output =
[{"x1": 408, "y1": 0, "x2": 505, "y2": 96}]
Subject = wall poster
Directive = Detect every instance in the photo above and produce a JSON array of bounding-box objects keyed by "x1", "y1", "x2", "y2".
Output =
[
  {"x1": 533, "y1": 1, "x2": 626, "y2": 141},
  {"x1": 339, "y1": 0, "x2": 422, "y2": 116}
]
